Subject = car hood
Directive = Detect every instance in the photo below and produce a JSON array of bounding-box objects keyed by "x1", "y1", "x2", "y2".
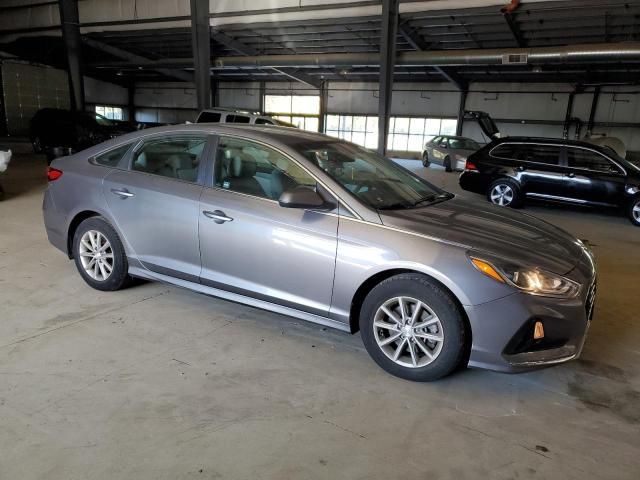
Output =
[{"x1": 379, "y1": 196, "x2": 583, "y2": 275}]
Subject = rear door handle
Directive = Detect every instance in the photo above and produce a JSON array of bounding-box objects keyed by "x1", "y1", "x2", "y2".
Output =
[
  {"x1": 111, "y1": 188, "x2": 134, "y2": 198},
  {"x1": 203, "y1": 210, "x2": 233, "y2": 224},
  {"x1": 567, "y1": 172, "x2": 576, "y2": 178}
]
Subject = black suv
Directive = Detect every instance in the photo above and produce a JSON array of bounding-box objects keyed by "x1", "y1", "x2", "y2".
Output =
[
  {"x1": 30, "y1": 108, "x2": 138, "y2": 162},
  {"x1": 459, "y1": 137, "x2": 640, "y2": 226}
]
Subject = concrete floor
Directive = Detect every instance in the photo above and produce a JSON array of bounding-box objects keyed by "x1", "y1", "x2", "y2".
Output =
[{"x1": 1, "y1": 150, "x2": 639, "y2": 480}]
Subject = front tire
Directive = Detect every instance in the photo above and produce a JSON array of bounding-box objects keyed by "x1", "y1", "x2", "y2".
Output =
[
  {"x1": 487, "y1": 178, "x2": 523, "y2": 208},
  {"x1": 444, "y1": 157, "x2": 452, "y2": 172},
  {"x1": 628, "y1": 196, "x2": 640, "y2": 226},
  {"x1": 359, "y1": 274, "x2": 467, "y2": 382},
  {"x1": 422, "y1": 152, "x2": 431, "y2": 167},
  {"x1": 72, "y1": 217, "x2": 131, "y2": 291}
]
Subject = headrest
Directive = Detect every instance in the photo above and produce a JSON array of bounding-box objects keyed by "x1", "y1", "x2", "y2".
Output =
[{"x1": 231, "y1": 155, "x2": 256, "y2": 178}]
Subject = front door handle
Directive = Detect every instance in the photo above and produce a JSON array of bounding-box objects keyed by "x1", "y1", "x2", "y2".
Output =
[
  {"x1": 203, "y1": 210, "x2": 233, "y2": 224},
  {"x1": 111, "y1": 188, "x2": 134, "y2": 198},
  {"x1": 567, "y1": 172, "x2": 576, "y2": 178}
]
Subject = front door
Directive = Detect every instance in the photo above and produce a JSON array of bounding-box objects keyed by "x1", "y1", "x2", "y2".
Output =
[
  {"x1": 198, "y1": 135, "x2": 338, "y2": 316},
  {"x1": 564, "y1": 146, "x2": 627, "y2": 206},
  {"x1": 103, "y1": 134, "x2": 210, "y2": 280}
]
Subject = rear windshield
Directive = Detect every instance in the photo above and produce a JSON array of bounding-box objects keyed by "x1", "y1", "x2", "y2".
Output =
[{"x1": 197, "y1": 112, "x2": 221, "y2": 123}]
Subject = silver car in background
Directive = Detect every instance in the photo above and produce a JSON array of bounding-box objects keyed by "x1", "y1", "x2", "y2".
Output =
[
  {"x1": 423, "y1": 135, "x2": 481, "y2": 172},
  {"x1": 43, "y1": 125, "x2": 597, "y2": 381}
]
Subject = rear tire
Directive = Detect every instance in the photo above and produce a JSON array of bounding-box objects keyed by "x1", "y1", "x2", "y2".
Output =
[
  {"x1": 487, "y1": 178, "x2": 523, "y2": 208},
  {"x1": 628, "y1": 196, "x2": 640, "y2": 226},
  {"x1": 444, "y1": 157, "x2": 452, "y2": 172},
  {"x1": 72, "y1": 217, "x2": 131, "y2": 291},
  {"x1": 359, "y1": 273, "x2": 467, "y2": 382},
  {"x1": 422, "y1": 152, "x2": 431, "y2": 167}
]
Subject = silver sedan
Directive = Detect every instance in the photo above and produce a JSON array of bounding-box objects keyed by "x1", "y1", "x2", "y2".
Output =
[
  {"x1": 43, "y1": 125, "x2": 596, "y2": 381},
  {"x1": 423, "y1": 135, "x2": 481, "y2": 172}
]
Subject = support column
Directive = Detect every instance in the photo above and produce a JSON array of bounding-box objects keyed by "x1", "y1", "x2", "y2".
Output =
[
  {"x1": 563, "y1": 92, "x2": 576, "y2": 139},
  {"x1": 190, "y1": 0, "x2": 211, "y2": 110},
  {"x1": 58, "y1": 0, "x2": 85, "y2": 111},
  {"x1": 377, "y1": 0, "x2": 399, "y2": 156},
  {"x1": 456, "y1": 89, "x2": 468, "y2": 136},
  {"x1": 258, "y1": 81, "x2": 265, "y2": 114},
  {"x1": 586, "y1": 86, "x2": 601, "y2": 138},
  {"x1": 319, "y1": 80, "x2": 328, "y2": 133},
  {"x1": 127, "y1": 81, "x2": 136, "y2": 122}
]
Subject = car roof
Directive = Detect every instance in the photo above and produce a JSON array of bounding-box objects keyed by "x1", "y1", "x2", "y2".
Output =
[
  {"x1": 85, "y1": 124, "x2": 342, "y2": 154},
  {"x1": 493, "y1": 136, "x2": 599, "y2": 147}
]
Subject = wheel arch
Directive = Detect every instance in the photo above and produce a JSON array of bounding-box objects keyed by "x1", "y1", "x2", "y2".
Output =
[
  {"x1": 348, "y1": 268, "x2": 472, "y2": 347},
  {"x1": 66, "y1": 210, "x2": 102, "y2": 258}
]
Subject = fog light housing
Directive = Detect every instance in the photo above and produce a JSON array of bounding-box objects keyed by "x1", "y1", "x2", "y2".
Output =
[{"x1": 533, "y1": 321, "x2": 545, "y2": 340}]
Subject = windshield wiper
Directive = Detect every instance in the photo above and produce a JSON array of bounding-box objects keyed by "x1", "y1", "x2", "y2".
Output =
[
  {"x1": 377, "y1": 202, "x2": 414, "y2": 210},
  {"x1": 412, "y1": 192, "x2": 453, "y2": 207}
]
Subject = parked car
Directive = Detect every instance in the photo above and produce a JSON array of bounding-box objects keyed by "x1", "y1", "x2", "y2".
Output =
[
  {"x1": 423, "y1": 135, "x2": 481, "y2": 172},
  {"x1": 195, "y1": 108, "x2": 295, "y2": 127},
  {"x1": 43, "y1": 125, "x2": 597, "y2": 381},
  {"x1": 30, "y1": 108, "x2": 139, "y2": 162},
  {"x1": 459, "y1": 137, "x2": 640, "y2": 226}
]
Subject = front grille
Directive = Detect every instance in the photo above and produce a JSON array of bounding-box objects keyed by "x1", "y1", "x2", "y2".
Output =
[{"x1": 586, "y1": 278, "x2": 597, "y2": 321}]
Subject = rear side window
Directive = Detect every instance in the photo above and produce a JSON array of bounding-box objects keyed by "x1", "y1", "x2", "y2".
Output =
[
  {"x1": 94, "y1": 143, "x2": 132, "y2": 167},
  {"x1": 131, "y1": 136, "x2": 207, "y2": 182},
  {"x1": 491, "y1": 143, "x2": 560, "y2": 165},
  {"x1": 197, "y1": 112, "x2": 221, "y2": 123},
  {"x1": 226, "y1": 114, "x2": 251, "y2": 124},
  {"x1": 567, "y1": 148, "x2": 616, "y2": 172}
]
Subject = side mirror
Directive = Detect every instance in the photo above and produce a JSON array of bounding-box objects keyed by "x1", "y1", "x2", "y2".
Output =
[{"x1": 279, "y1": 186, "x2": 327, "y2": 209}]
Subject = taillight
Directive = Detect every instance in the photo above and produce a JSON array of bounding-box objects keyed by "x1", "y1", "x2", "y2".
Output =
[
  {"x1": 465, "y1": 159, "x2": 478, "y2": 171},
  {"x1": 47, "y1": 167, "x2": 63, "y2": 182}
]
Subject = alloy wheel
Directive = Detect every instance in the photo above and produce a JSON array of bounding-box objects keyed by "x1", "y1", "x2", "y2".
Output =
[
  {"x1": 633, "y1": 201, "x2": 640, "y2": 223},
  {"x1": 490, "y1": 184, "x2": 514, "y2": 206},
  {"x1": 79, "y1": 230, "x2": 114, "y2": 281},
  {"x1": 373, "y1": 296, "x2": 444, "y2": 368}
]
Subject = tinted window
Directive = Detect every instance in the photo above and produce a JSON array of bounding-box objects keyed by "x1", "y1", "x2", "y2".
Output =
[
  {"x1": 567, "y1": 148, "x2": 617, "y2": 172},
  {"x1": 255, "y1": 118, "x2": 275, "y2": 125},
  {"x1": 226, "y1": 114, "x2": 251, "y2": 124},
  {"x1": 492, "y1": 143, "x2": 560, "y2": 165},
  {"x1": 431, "y1": 136, "x2": 442, "y2": 145},
  {"x1": 131, "y1": 136, "x2": 207, "y2": 182},
  {"x1": 197, "y1": 112, "x2": 221, "y2": 123},
  {"x1": 215, "y1": 136, "x2": 315, "y2": 200},
  {"x1": 449, "y1": 138, "x2": 480, "y2": 150},
  {"x1": 94, "y1": 143, "x2": 132, "y2": 167}
]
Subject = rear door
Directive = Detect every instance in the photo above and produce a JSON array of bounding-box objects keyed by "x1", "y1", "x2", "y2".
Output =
[
  {"x1": 102, "y1": 133, "x2": 211, "y2": 280},
  {"x1": 564, "y1": 146, "x2": 627, "y2": 206}
]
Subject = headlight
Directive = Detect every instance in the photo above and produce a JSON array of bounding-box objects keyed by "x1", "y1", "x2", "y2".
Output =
[{"x1": 470, "y1": 257, "x2": 581, "y2": 298}]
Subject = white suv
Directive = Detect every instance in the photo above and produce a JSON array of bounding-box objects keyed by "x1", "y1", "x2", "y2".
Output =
[{"x1": 195, "y1": 108, "x2": 293, "y2": 127}]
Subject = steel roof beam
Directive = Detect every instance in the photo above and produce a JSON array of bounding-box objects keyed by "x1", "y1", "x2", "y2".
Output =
[
  {"x1": 211, "y1": 29, "x2": 321, "y2": 88},
  {"x1": 82, "y1": 36, "x2": 193, "y2": 82}
]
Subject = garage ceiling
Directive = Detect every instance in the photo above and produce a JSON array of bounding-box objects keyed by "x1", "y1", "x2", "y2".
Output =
[{"x1": 2, "y1": 0, "x2": 640, "y2": 85}]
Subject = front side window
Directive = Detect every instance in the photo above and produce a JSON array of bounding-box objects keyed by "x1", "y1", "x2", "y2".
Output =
[
  {"x1": 296, "y1": 141, "x2": 447, "y2": 210},
  {"x1": 567, "y1": 148, "x2": 617, "y2": 173},
  {"x1": 215, "y1": 136, "x2": 315, "y2": 200},
  {"x1": 94, "y1": 143, "x2": 132, "y2": 167},
  {"x1": 131, "y1": 136, "x2": 207, "y2": 182},
  {"x1": 255, "y1": 118, "x2": 275, "y2": 125}
]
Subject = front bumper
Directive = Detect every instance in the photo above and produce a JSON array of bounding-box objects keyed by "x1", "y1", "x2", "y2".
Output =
[{"x1": 465, "y1": 261, "x2": 596, "y2": 373}]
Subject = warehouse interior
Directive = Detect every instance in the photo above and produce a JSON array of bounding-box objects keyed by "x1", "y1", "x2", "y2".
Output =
[{"x1": 1, "y1": 1, "x2": 639, "y2": 479}]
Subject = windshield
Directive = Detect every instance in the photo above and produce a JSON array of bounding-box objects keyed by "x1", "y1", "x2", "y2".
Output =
[
  {"x1": 448, "y1": 138, "x2": 480, "y2": 150},
  {"x1": 296, "y1": 141, "x2": 450, "y2": 210}
]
